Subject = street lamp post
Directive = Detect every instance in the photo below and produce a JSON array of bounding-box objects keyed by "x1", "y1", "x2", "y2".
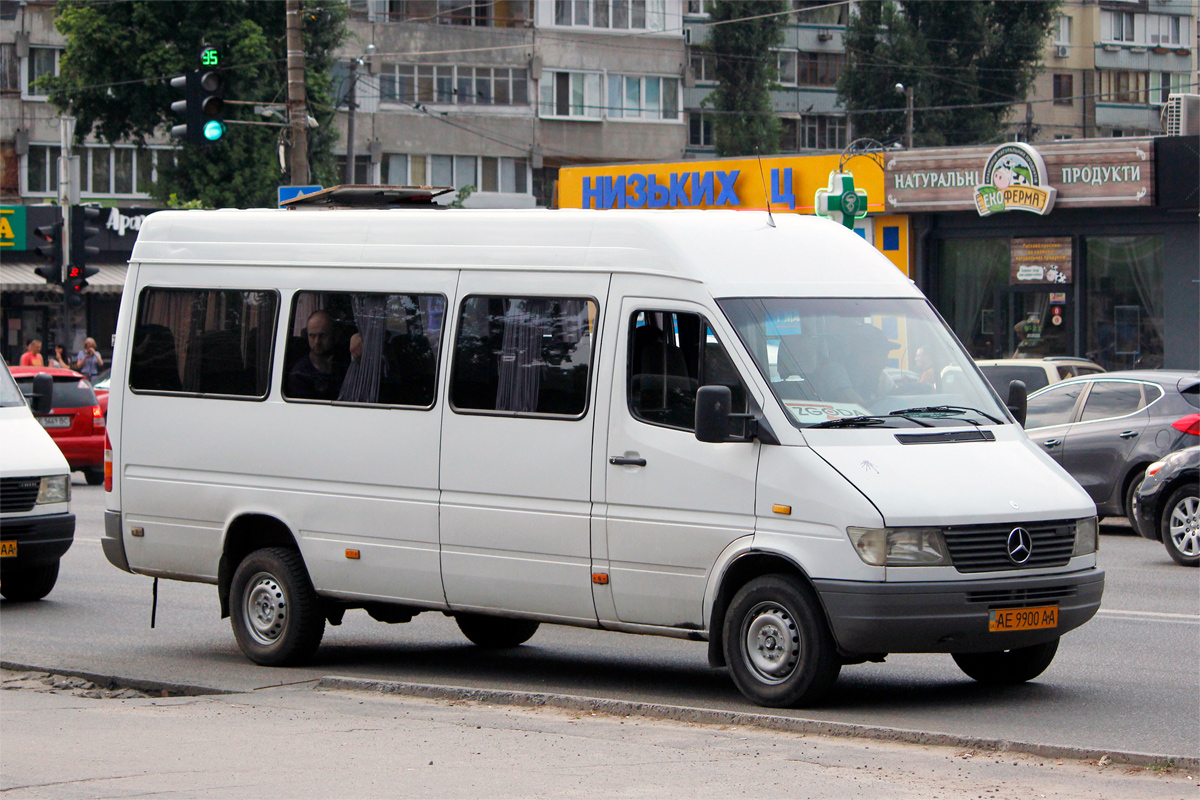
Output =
[{"x1": 895, "y1": 83, "x2": 914, "y2": 149}]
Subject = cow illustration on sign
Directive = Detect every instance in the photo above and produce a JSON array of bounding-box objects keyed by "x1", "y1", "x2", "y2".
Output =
[{"x1": 973, "y1": 143, "x2": 1057, "y2": 217}]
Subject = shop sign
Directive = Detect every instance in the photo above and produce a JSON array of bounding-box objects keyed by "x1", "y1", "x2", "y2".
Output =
[
  {"x1": 814, "y1": 171, "x2": 869, "y2": 228},
  {"x1": 105, "y1": 207, "x2": 148, "y2": 237},
  {"x1": 1, "y1": 206, "x2": 27, "y2": 251},
  {"x1": 885, "y1": 139, "x2": 1154, "y2": 213},
  {"x1": 1010, "y1": 237, "x2": 1072, "y2": 285},
  {"x1": 974, "y1": 143, "x2": 1056, "y2": 217}
]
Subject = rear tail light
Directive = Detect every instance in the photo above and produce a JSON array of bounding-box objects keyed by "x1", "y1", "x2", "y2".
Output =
[
  {"x1": 104, "y1": 432, "x2": 113, "y2": 492},
  {"x1": 1171, "y1": 414, "x2": 1200, "y2": 436},
  {"x1": 92, "y1": 404, "x2": 105, "y2": 431}
]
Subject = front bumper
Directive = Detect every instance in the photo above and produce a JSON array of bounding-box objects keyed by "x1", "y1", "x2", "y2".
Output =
[
  {"x1": 0, "y1": 513, "x2": 75, "y2": 568},
  {"x1": 1131, "y1": 488, "x2": 1161, "y2": 541},
  {"x1": 813, "y1": 568, "x2": 1104, "y2": 654}
]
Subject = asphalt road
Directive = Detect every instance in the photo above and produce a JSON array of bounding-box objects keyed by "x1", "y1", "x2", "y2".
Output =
[{"x1": 3, "y1": 481, "x2": 1198, "y2": 761}]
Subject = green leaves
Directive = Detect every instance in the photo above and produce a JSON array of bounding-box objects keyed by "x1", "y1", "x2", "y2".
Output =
[{"x1": 707, "y1": 0, "x2": 786, "y2": 157}]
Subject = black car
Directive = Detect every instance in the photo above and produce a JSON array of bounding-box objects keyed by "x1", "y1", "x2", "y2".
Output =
[
  {"x1": 1024, "y1": 370, "x2": 1200, "y2": 525},
  {"x1": 1132, "y1": 446, "x2": 1199, "y2": 567}
]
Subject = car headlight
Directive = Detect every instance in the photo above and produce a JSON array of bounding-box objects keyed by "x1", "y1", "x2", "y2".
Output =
[
  {"x1": 847, "y1": 527, "x2": 950, "y2": 566},
  {"x1": 36, "y1": 475, "x2": 71, "y2": 505},
  {"x1": 1072, "y1": 516, "x2": 1098, "y2": 556}
]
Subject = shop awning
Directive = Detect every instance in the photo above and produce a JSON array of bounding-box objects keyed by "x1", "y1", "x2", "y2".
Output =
[{"x1": 0, "y1": 261, "x2": 128, "y2": 294}]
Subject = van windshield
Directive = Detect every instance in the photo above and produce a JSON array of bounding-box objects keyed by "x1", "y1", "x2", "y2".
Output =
[
  {"x1": 719, "y1": 297, "x2": 1008, "y2": 428},
  {"x1": 0, "y1": 363, "x2": 25, "y2": 408}
]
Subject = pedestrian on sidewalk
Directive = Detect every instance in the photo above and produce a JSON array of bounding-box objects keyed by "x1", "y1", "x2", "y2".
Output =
[
  {"x1": 74, "y1": 337, "x2": 103, "y2": 380},
  {"x1": 19, "y1": 339, "x2": 44, "y2": 367}
]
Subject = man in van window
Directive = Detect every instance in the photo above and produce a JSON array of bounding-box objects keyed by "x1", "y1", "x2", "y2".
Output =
[{"x1": 288, "y1": 310, "x2": 346, "y2": 400}]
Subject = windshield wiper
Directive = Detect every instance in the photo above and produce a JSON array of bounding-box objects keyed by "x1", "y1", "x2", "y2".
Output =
[
  {"x1": 809, "y1": 415, "x2": 891, "y2": 429},
  {"x1": 889, "y1": 406, "x2": 1003, "y2": 425}
]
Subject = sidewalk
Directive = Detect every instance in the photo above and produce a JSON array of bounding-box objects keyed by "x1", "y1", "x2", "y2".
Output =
[{"x1": 1, "y1": 670, "x2": 1193, "y2": 799}]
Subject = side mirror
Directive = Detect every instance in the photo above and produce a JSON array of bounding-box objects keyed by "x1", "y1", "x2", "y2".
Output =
[
  {"x1": 1007, "y1": 380, "x2": 1027, "y2": 428},
  {"x1": 31, "y1": 372, "x2": 54, "y2": 416},
  {"x1": 695, "y1": 385, "x2": 732, "y2": 443}
]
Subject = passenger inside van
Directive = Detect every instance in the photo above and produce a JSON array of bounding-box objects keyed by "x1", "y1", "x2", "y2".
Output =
[{"x1": 287, "y1": 310, "x2": 347, "y2": 400}]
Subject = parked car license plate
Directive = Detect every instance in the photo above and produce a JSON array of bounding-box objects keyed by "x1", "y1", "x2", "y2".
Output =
[
  {"x1": 0, "y1": 541, "x2": 16, "y2": 558},
  {"x1": 38, "y1": 415, "x2": 72, "y2": 429},
  {"x1": 989, "y1": 605, "x2": 1057, "y2": 632}
]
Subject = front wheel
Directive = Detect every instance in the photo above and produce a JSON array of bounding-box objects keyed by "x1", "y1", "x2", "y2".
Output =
[
  {"x1": 1162, "y1": 485, "x2": 1200, "y2": 567},
  {"x1": 0, "y1": 560, "x2": 60, "y2": 601},
  {"x1": 722, "y1": 575, "x2": 841, "y2": 708},
  {"x1": 952, "y1": 638, "x2": 1059, "y2": 684},
  {"x1": 230, "y1": 547, "x2": 325, "y2": 666},
  {"x1": 455, "y1": 613, "x2": 540, "y2": 648}
]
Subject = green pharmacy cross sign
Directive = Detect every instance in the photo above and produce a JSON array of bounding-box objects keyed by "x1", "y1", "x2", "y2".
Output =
[{"x1": 815, "y1": 171, "x2": 869, "y2": 229}]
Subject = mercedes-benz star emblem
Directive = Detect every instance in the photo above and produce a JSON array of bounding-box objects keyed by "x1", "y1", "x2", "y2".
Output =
[{"x1": 1007, "y1": 527, "x2": 1033, "y2": 565}]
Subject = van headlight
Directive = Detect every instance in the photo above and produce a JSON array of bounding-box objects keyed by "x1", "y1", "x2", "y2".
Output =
[
  {"x1": 36, "y1": 475, "x2": 71, "y2": 505},
  {"x1": 847, "y1": 527, "x2": 950, "y2": 567},
  {"x1": 1072, "y1": 516, "x2": 1098, "y2": 556}
]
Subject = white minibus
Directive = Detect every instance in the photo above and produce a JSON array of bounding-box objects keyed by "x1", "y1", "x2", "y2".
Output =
[{"x1": 102, "y1": 208, "x2": 1103, "y2": 707}]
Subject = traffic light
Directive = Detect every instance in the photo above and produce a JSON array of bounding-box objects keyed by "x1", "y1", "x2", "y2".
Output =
[
  {"x1": 198, "y1": 68, "x2": 225, "y2": 142},
  {"x1": 170, "y1": 46, "x2": 224, "y2": 145},
  {"x1": 33, "y1": 218, "x2": 64, "y2": 284},
  {"x1": 64, "y1": 262, "x2": 99, "y2": 309},
  {"x1": 64, "y1": 205, "x2": 101, "y2": 309}
]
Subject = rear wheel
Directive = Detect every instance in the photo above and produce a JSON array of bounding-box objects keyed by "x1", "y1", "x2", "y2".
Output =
[
  {"x1": 455, "y1": 613, "x2": 540, "y2": 648},
  {"x1": 84, "y1": 467, "x2": 104, "y2": 486},
  {"x1": 952, "y1": 638, "x2": 1059, "y2": 684},
  {"x1": 1161, "y1": 485, "x2": 1200, "y2": 567},
  {"x1": 230, "y1": 547, "x2": 324, "y2": 666},
  {"x1": 722, "y1": 575, "x2": 841, "y2": 708},
  {"x1": 0, "y1": 560, "x2": 60, "y2": 602}
]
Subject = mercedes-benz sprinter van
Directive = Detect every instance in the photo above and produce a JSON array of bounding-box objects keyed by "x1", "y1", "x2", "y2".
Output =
[{"x1": 102, "y1": 208, "x2": 1102, "y2": 707}]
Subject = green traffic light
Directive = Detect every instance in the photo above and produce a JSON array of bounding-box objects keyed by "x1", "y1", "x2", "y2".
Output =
[{"x1": 203, "y1": 120, "x2": 225, "y2": 141}]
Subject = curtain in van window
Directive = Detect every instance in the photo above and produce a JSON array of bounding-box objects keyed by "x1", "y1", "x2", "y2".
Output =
[
  {"x1": 337, "y1": 294, "x2": 388, "y2": 403},
  {"x1": 495, "y1": 298, "x2": 549, "y2": 413}
]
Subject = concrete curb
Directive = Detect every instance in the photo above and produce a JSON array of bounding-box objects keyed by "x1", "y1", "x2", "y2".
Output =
[
  {"x1": 317, "y1": 675, "x2": 1200, "y2": 773},
  {"x1": 0, "y1": 661, "x2": 231, "y2": 698}
]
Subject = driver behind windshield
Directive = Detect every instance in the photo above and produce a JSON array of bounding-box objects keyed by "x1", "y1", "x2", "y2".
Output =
[{"x1": 810, "y1": 322, "x2": 897, "y2": 407}]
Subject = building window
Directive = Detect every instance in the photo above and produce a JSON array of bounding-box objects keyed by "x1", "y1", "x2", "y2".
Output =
[
  {"x1": 690, "y1": 51, "x2": 716, "y2": 84},
  {"x1": 1085, "y1": 236, "x2": 1165, "y2": 371},
  {"x1": 1054, "y1": 15, "x2": 1071, "y2": 45},
  {"x1": 0, "y1": 43, "x2": 17, "y2": 93},
  {"x1": 553, "y1": 0, "x2": 665, "y2": 31},
  {"x1": 335, "y1": 154, "x2": 373, "y2": 184},
  {"x1": 385, "y1": 153, "x2": 528, "y2": 194},
  {"x1": 25, "y1": 144, "x2": 166, "y2": 198},
  {"x1": 798, "y1": 52, "x2": 844, "y2": 86},
  {"x1": 790, "y1": 0, "x2": 847, "y2": 25},
  {"x1": 1053, "y1": 74, "x2": 1073, "y2": 105},
  {"x1": 1150, "y1": 72, "x2": 1186, "y2": 105},
  {"x1": 684, "y1": 0, "x2": 714, "y2": 16},
  {"x1": 25, "y1": 145, "x2": 59, "y2": 194},
  {"x1": 781, "y1": 115, "x2": 847, "y2": 151},
  {"x1": 379, "y1": 63, "x2": 529, "y2": 106},
  {"x1": 1149, "y1": 14, "x2": 1184, "y2": 46},
  {"x1": 688, "y1": 112, "x2": 714, "y2": 147},
  {"x1": 775, "y1": 50, "x2": 798, "y2": 85},
  {"x1": 1054, "y1": 134, "x2": 1073, "y2": 140},
  {"x1": 1098, "y1": 69, "x2": 1148, "y2": 104},
  {"x1": 607, "y1": 74, "x2": 680, "y2": 120},
  {"x1": 1106, "y1": 10, "x2": 1136, "y2": 43},
  {"x1": 539, "y1": 70, "x2": 602, "y2": 119},
  {"x1": 22, "y1": 46, "x2": 59, "y2": 100},
  {"x1": 355, "y1": 0, "x2": 530, "y2": 28}
]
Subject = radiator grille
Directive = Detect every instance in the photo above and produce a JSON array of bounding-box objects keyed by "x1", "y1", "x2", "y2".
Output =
[
  {"x1": 0, "y1": 478, "x2": 41, "y2": 514},
  {"x1": 943, "y1": 521, "x2": 1076, "y2": 573}
]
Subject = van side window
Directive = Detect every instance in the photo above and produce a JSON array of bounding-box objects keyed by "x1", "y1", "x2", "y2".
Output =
[
  {"x1": 628, "y1": 310, "x2": 748, "y2": 430},
  {"x1": 130, "y1": 288, "x2": 278, "y2": 398},
  {"x1": 450, "y1": 296, "x2": 597, "y2": 417},
  {"x1": 283, "y1": 291, "x2": 446, "y2": 407}
]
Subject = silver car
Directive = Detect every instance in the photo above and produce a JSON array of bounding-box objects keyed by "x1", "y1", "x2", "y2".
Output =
[{"x1": 1024, "y1": 371, "x2": 1200, "y2": 525}]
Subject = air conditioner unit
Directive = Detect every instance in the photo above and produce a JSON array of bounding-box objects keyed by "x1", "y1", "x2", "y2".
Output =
[
  {"x1": 818, "y1": 29, "x2": 833, "y2": 41},
  {"x1": 1055, "y1": 45, "x2": 1070, "y2": 58},
  {"x1": 1162, "y1": 93, "x2": 1200, "y2": 135}
]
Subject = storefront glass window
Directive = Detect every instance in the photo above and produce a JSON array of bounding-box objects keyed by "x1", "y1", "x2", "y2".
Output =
[
  {"x1": 1085, "y1": 236, "x2": 1164, "y2": 370},
  {"x1": 936, "y1": 239, "x2": 1008, "y2": 358}
]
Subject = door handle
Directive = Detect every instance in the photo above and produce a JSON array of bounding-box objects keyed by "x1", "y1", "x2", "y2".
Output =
[
  {"x1": 609, "y1": 456, "x2": 647, "y2": 467},
  {"x1": 1118, "y1": 430, "x2": 1139, "y2": 439},
  {"x1": 1042, "y1": 439, "x2": 1062, "y2": 448}
]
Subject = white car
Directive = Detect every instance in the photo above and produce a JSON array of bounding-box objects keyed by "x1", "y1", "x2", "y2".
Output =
[{"x1": 976, "y1": 357, "x2": 1104, "y2": 395}]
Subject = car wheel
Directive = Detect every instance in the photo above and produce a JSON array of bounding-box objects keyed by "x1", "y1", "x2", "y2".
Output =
[
  {"x1": 0, "y1": 560, "x2": 60, "y2": 602},
  {"x1": 722, "y1": 575, "x2": 841, "y2": 708},
  {"x1": 84, "y1": 466, "x2": 104, "y2": 486},
  {"x1": 455, "y1": 613, "x2": 540, "y2": 648},
  {"x1": 1123, "y1": 469, "x2": 1146, "y2": 529},
  {"x1": 1161, "y1": 485, "x2": 1200, "y2": 567},
  {"x1": 230, "y1": 547, "x2": 325, "y2": 665},
  {"x1": 951, "y1": 638, "x2": 1059, "y2": 684}
]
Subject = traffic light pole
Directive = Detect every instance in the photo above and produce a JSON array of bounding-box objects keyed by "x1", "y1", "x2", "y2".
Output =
[{"x1": 286, "y1": 0, "x2": 309, "y2": 185}]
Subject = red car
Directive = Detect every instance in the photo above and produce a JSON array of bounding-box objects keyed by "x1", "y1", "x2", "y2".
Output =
[{"x1": 11, "y1": 366, "x2": 106, "y2": 485}]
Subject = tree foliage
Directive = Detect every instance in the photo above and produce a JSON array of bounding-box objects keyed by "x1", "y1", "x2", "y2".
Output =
[
  {"x1": 707, "y1": 0, "x2": 786, "y2": 157},
  {"x1": 838, "y1": 0, "x2": 1058, "y2": 147},
  {"x1": 44, "y1": 0, "x2": 345, "y2": 208}
]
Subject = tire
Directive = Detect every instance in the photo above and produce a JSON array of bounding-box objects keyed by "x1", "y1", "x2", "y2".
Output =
[
  {"x1": 952, "y1": 638, "x2": 1059, "y2": 684},
  {"x1": 455, "y1": 613, "x2": 540, "y2": 648},
  {"x1": 1161, "y1": 485, "x2": 1200, "y2": 567},
  {"x1": 0, "y1": 560, "x2": 60, "y2": 602},
  {"x1": 722, "y1": 575, "x2": 841, "y2": 708},
  {"x1": 229, "y1": 547, "x2": 325, "y2": 666},
  {"x1": 1123, "y1": 469, "x2": 1146, "y2": 529},
  {"x1": 84, "y1": 466, "x2": 104, "y2": 486}
]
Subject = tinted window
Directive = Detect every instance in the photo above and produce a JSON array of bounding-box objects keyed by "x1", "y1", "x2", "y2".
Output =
[
  {"x1": 979, "y1": 365, "x2": 1050, "y2": 393},
  {"x1": 451, "y1": 296, "x2": 596, "y2": 416},
  {"x1": 1080, "y1": 381, "x2": 1145, "y2": 421},
  {"x1": 1025, "y1": 382, "x2": 1085, "y2": 428},
  {"x1": 15, "y1": 376, "x2": 97, "y2": 408},
  {"x1": 628, "y1": 310, "x2": 748, "y2": 431},
  {"x1": 130, "y1": 289, "x2": 277, "y2": 397},
  {"x1": 283, "y1": 292, "x2": 445, "y2": 407}
]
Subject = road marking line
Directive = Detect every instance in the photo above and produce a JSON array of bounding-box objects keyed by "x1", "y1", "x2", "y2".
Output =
[{"x1": 1098, "y1": 609, "x2": 1199, "y2": 622}]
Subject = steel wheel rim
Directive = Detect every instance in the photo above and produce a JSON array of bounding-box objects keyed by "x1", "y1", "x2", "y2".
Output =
[
  {"x1": 242, "y1": 571, "x2": 288, "y2": 646},
  {"x1": 1168, "y1": 496, "x2": 1200, "y2": 557},
  {"x1": 741, "y1": 601, "x2": 800, "y2": 684}
]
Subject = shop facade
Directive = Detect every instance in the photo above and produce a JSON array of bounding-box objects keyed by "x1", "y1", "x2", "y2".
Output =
[{"x1": 887, "y1": 136, "x2": 1198, "y2": 372}]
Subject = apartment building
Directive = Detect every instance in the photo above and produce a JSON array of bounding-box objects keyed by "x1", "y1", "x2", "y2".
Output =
[
  {"x1": 337, "y1": 1, "x2": 689, "y2": 206},
  {"x1": 1024, "y1": 0, "x2": 1196, "y2": 140}
]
